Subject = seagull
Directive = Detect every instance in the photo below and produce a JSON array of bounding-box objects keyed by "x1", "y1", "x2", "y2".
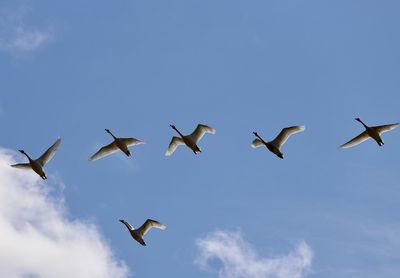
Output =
[
  {"x1": 340, "y1": 118, "x2": 399, "y2": 149},
  {"x1": 119, "y1": 219, "x2": 166, "y2": 246},
  {"x1": 251, "y1": 126, "x2": 305, "y2": 158},
  {"x1": 90, "y1": 129, "x2": 145, "y2": 161},
  {"x1": 166, "y1": 124, "x2": 216, "y2": 156},
  {"x1": 11, "y1": 137, "x2": 61, "y2": 180}
]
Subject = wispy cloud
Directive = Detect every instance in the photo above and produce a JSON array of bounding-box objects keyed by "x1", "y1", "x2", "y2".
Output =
[
  {"x1": 0, "y1": 148, "x2": 129, "y2": 278},
  {"x1": 0, "y1": 4, "x2": 54, "y2": 54},
  {"x1": 195, "y1": 230, "x2": 313, "y2": 278}
]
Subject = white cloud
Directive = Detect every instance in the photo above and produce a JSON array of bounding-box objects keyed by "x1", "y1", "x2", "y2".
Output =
[
  {"x1": 195, "y1": 230, "x2": 313, "y2": 278},
  {"x1": 0, "y1": 5, "x2": 54, "y2": 53},
  {"x1": 0, "y1": 148, "x2": 130, "y2": 278},
  {"x1": 6, "y1": 26, "x2": 53, "y2": 51}
]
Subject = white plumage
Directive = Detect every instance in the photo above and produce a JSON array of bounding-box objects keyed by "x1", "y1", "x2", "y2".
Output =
[
  {"x1": 166, "y1": 124, "x2": 216, "y2": 156},
  {"x1": 11, "y1": 137, "x2": 61, "y2": 180}
]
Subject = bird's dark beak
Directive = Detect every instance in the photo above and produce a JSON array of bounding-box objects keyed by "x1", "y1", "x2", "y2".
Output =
[{"x1": 119, "y1": 219, "x2": 124, "y2": 224}]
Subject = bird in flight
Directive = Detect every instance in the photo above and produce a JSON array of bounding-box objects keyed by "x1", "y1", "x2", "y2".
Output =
[
  {"x1": 119, "y1": 219, "x2": 166, "y2": 246},
  {"x1": 251, "y1": 126, "x2": 305, "y2": 158},
  {"x1": 340, "y1": 118, "x2": 399, "y2": 149},
  {"x1": 166, "y1": 124, "x2": 215, "y2": 156},
  {"x1": 11, "y1": 137, "x2": 61, "y2": 180},
  {"x1": 90, "y1": 129, "x2": 145, "y2": 161}
]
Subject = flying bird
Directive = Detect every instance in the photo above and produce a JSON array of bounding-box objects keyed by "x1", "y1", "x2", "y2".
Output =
[
  {"x1": 251, "y1": 126, "x2": 305, "y2": 159},
  {"x1": 119, "y1": 219, "x2": 166, "y2": 246},
  {"x1": 340, "y1": 118, "x2": 399, "y2": 149},
  {"x1": 90, "y1": 129, "x2": 145, "y2": 161},
  {"x1": 11, "y1": 137, "x2": 61, "y2": 180},
  {"x1": 166, "y1": 124, "x2": 216, "y2": 156}
]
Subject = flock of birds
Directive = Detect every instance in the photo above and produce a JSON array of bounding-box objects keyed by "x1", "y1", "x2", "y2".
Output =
[{"x1": 9, "y1": 118, "x2": 400, "y2": 246}]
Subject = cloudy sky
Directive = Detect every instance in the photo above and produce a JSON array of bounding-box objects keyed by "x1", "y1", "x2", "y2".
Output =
[{"x1": 1, "y1": 0, "x2": 400, "y2": 277}]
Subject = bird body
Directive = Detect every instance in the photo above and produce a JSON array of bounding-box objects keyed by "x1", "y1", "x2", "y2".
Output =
[
  {"x1": 90, "y1": 129, "x2": 144, "y2": 161},
  {"x1": 340, "y1": 118, "x2": 399, "y2": 149},
  {"x1": 119, "y1": 219, "x2": 166, "y2": 246},
  {"x1": 11, "y1": 137, "x2": 61, "y2": 180},
  {"x1": 252, "y1": 126, "x2": 305, "y2": 158},
  {"x1": 166, "y1": 124, "x2": 215, "y2": 156}
]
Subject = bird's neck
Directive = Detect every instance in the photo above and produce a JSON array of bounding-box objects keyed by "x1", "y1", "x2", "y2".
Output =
[
  {"x1": 122, "y1": 221, "x2": 133, "y2": 231},
  {"x1": 254, "y1": 133, "x2": 267, "y2": 144},
  {"x1": 107, "y1": 131, "x2": 116, "y2": 140},
  {"x1": 22, "y1": 152, "x2": 33, "y2": 161},
  {"x1": 173, "y1": 127, "x2": 184, "y2": 138},
  {"x1": 357, "y1": 119, "x2": 368, "y2": 128}
]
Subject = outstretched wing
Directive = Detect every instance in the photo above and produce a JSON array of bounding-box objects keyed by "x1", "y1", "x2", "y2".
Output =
[
  {"x1": 165, "y1": 137, "x2": 184, "y2": 156},
  {"x1": 272, "y1": 126, "x2": 305, "y2": 148},
  {"x1": 10, "y1": 163, "x2": 31, "y2": 169},
  {"x1": 90, "y1": 142, "x2": 119, "y2": 161},
  {"x1": 373, "y1": 123, "x2": 400, "y2": 134},
  {"x1": 251, "y1": 138, "x2": 264, "y2": 148},
  {"x1": 37, "y1": 137, "x2": 61, "y2": 166},
  {"x1": 189, "y1": 124, "x2": 216, "y2": 143},
  {"x1": 119, "y1": 137, "x2": 145, "y2": 147},
  {"x1": 339, "y1": 131, "x2": 370, "y2": 149},
  {"x1": 136, "y1": 219, "x2": 166, "y2": 237}
]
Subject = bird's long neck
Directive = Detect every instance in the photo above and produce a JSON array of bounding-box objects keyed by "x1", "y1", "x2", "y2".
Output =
[
  {"x1": 356, "y1": 118, "x2": 368, "y2": 129},
  {"x1": 253, "y1": 132, "x2": 267, "y2": 144},
  {"x1": 121, "y1": 221, "x2": 133, "y2": 231},
  {"x1": 106, "y1": 130, "x2": 117, "y2": 140},
  {"x1": 21, "y1": 151, "x2": 33, "y2": 161},
  {"x1": 172, "y1": 126, "x2": 184, "y2": 138}
]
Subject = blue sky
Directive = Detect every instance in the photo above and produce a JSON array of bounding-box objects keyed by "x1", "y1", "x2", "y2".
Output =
[{"x1": 1, "y1": 0, "x2": 400, "y2": 277}]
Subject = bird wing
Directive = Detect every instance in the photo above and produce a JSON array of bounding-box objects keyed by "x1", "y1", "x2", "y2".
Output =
[
  {"x1": 37, "y1": 137, "x2": 61, "y2": 166},
  {"x1": 10, "y1": 163, "x2": 31, "y2": 169},
  {"x1": 89, "y1": 142, "x2": 119, "y2": 161},
  {"x1": 271, "y1": 126, "x2": 305, "y2": 148},
  {"x1": 373, "y1": 123, "x2": 400, "y2": 134},
  {"x1": 136, "y1": 219, "x2": 166, "y2": 237},
  {"x1": 339, "y1": 131, "x2": 370, "y2": 149},
  {"x1": 119, "y1": 137, "x2": 145, "y2": 147},
  {"x1": 251, "y1": 138, "x2": 264, "y2": 148},
  {"x1": 189, "y1": 124, "x2": 216, "y2": 143},
  {"x1": 165, "y1": 136, "x2": 185, "y2": 156}
]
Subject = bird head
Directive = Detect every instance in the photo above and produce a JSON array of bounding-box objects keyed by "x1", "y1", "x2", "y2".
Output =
[
  {"x1": 105, "y1": 129, "x2": 111, "y2": 133},
  {"x1": 170, "y1": 124, "x2": 176, "y2": 129},
  {"x1": 18, "y1": 150, "x2": 25, "y2": 154},
  {"x1": 355, "y1": 118, "x2": 361, "y2": 122},
  {"x1": 253, "y1": 131, "x2": 258, "y2": 136}
]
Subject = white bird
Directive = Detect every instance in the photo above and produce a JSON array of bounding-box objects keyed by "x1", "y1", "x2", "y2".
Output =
[
  {"x1": 251, "y1": 126, "x2": 305, "y2": 159},
  {"x1": 11, "y1": 137, "x2": 61, "y2": 180},
  {"x1": 119, "y1": 219, "x2": 166, "y2": 246},
  {"x1": 90, "y1": 129, "x2": 145, "y2": 161},
  {"x1": 340, "y1": 118, "x2": 399, "y2": 149},
  {"x1": 166, "y1": 124, "x2": 216, "y2": 156}
]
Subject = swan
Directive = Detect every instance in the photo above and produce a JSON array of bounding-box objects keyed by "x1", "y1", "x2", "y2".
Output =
[
  {"x1": 11, "y1": 137, "x2": 61, "y2": 180},
  {"x1": 251, "y1": 126, "x2": 305, "y2": 159},
  {"x1": 166, "y1": 124, "x2": 215, "y2": 156},
  {"x1": 90, "y1": 129, "x2": 145, "y2": 161},
  {"x1": 340, "y1": 118, "x2": 399, "y2": 148},
  {"x1": 119, "y1": 219, "x2": 166, "y2": 246}
]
